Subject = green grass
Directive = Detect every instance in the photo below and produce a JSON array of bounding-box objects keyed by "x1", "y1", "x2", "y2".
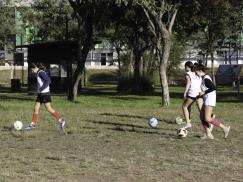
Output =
[{"x1": 0, "y1": 84, "x2": 243, "y2": 182}]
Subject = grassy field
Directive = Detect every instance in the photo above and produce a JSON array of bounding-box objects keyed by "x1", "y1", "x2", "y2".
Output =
[{"x1": 0, "y1": 84, "x2": 243, "y2": 182}]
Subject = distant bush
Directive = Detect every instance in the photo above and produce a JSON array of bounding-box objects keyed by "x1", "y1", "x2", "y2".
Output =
[
  {"x1": 117, "y1": 75, "x2": 154, "y2": 94},
  {"x1": 87, "y1": 69, "x2": 118, "y2": 84},
  {"x1": 117, "y1": 53, "x2": 154, "y2": 94}
]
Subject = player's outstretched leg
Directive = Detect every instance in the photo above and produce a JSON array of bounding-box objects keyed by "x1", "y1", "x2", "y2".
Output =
[{"x1": 45, "y1": 103, "x2": 65, "y2": 129}]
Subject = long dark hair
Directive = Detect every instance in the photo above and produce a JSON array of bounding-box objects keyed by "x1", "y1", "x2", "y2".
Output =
[
  {"x1": 194, "y1": 63, "x2": 206, "y2": 72},
  {"x1": 184, "y1": 61, "x2": 194, "y2": 71},
  {"x1": 30, "y1": 63, "x2": 47, "y2": 71}
]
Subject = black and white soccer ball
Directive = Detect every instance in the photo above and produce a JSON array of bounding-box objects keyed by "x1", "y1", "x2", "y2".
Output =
[
  {"x1": 177, "y1": 128, "x2": 188, "y2": 138},
  {"x1": 148, "y1": 118, "x2": 158, "y2": 128},
  {"x1": 13, "y1": 120, "x2": 23, "y2": 131}
]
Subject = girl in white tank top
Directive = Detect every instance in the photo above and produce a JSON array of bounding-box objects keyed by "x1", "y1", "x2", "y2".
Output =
[{"x1": 182, "y1": 61, "x2": 203, "y2": 129}]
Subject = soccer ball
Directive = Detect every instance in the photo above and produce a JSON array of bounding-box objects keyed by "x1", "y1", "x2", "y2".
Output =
[
  {"x1": 14, "y1": 120, "x2": 23, "y2": 131},
  {"x1": 177, "y1": 128, "x2": 188, "y2": 138},
  {"x1": 148, "y1": 118, "x2": 158, "y2": 128},
  {"x1": 175, "y1": 117, "x2": 184, "y2": 125}
]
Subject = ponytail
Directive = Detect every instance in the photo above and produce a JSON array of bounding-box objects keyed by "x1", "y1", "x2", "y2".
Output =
[{"x1": 194, "y1": 63, "x2": 206, "y2": 72}]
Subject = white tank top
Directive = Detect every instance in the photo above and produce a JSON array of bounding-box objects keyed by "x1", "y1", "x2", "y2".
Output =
[{"x1": 186, "y1": 71, "x2": 202, "y2": 97}]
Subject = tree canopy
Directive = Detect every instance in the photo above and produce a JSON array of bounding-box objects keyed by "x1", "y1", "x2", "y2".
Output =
[{"x1": 1, "y1": 0, "x2": 242, "y2": 105}]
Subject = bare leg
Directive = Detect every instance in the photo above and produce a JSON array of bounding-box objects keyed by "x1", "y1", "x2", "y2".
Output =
[
  {"x1": 204, "y1": 105, "x2": 230, "y2": 138},
  {"x1": 44, "y1": 102, "x2": 56, "y2": 113},
  {"x1": 182, "y1": 98, "x2": 194, "y2": 123},
  {"x1": 196, "y1": 98, "x2": 203, "y2": 112},
  {"x1": 200, "y1": 105, "x2": 213, "y2": 139}
]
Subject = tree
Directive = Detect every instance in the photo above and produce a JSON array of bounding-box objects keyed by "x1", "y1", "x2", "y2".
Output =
[
  {"x1": 19, "y1": 0, "x2": 74, "y2": 43},
  {"x1": 121, "y1": 7, "x2": 152, "y2": 94},
  {"x1": 0, "y1": 1, "x2": 15, "y2": 51},
  {"x1": 116, "y1": 0, "x2": 178, "y2": 105},
  {"x1": 68, "y1": 0, "x2": 119, "y2": 101},
  {"x1": 136, "y1": 0, "x2": 178, "y2": 106},
  {"x1": 177, "y1": 0, "x2": 242, "y2": 83}
]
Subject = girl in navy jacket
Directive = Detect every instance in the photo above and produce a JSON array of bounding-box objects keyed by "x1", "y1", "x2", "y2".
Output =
[{"x1": 25, "y1": 63, "x2": 65, "y2": 130}]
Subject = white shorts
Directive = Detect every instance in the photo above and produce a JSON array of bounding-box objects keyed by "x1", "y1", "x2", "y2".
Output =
[{"x1": 203, "y1": 91, "x2": 216, "y2": 107}]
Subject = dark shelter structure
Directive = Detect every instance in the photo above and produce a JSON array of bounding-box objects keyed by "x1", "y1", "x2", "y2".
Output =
[
  {"x1": 216, "y1": 64, "x2": 243, "y2": 95},
  {"x1": 27, "y1": 40, "x2": 80, "y2": 94}
]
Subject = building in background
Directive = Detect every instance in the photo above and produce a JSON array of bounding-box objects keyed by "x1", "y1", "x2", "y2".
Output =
[{"x1": 85, "y1": 41, "x2": 118, "y2": 68}]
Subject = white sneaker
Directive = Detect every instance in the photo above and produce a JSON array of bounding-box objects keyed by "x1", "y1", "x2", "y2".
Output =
[
  {"x1": 184, "y1": 122, "x2": 192, "y2": 129},
  {"x1": 224, "y1": 126, "x2": 230, "y2": 138},
  {"x1": 200, "y1": 133, "x2": 214, "y2": 140}
]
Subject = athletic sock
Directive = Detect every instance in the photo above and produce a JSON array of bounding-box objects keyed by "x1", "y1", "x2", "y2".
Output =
[
  {"x1": 31, "y1": 113, "x2": 38, "y2": 126},
  {"x1": 52, "y1": 111, "x2": 62, "y2": 122}
]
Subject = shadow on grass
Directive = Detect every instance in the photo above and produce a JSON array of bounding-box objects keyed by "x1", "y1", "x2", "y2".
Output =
[
  {"x1": 1, "y1": 126, "x2": 12, "y2": 132},
  {"x1": 99, "y1": 113, "x2": 148, "y2": 120},
  {"x1": 108, "y1": 127, "x2": 178, "y2": 139},
  {"x1": 216, "y1": 92, "x2": 243, "y2": 103},
  {"x1": 89, "y1": 120, "x2": 178, "y2": 139},
  {"x1": 0, "y1": 84, "x2": 28, "y2": 93},
  {"x1": 82, "y1": 84, "x2": 243, "y2": 102},
  {"x1": 0, "y1": 84, "x2": 33, "y2": 101},
  {"x1": 99, "y1": 113, "x2": 175, "y2": 125},
  {"x1": 109, "y1": 96, "x2": 149, "y2": 101},
  {"x1": 91, "y1": 120, "x2": 146, "y2": 129},
  {"x1": 0, "y1": 94, "x2": 33, "y2": 102}
]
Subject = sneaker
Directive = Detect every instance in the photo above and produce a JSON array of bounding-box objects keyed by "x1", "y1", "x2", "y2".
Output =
[
  {"x1": 223, "y1": 126, "x2": 230, "y2": 138},
  {"x1": 59, "y1": 119, "x2": 65, "y2": 129},
  {"x1": 200, "y1": 133, "x2": 208, "y2": 140},
  {"x1": 184, "y1": 122, "x2": 192, "y2": 129},
  {"x1": 24, "y1": 124, "x2": 35, "y2": 131},
  {"x1": 200, "y1": 133, "x2": 214, "y2": 140},
  {"x1": 175, "y1": 117, "x2": 184, "y2": 125}
]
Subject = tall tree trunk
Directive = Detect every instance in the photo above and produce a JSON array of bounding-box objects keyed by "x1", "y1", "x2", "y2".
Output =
[
  {"x1": 205, "y1": 49, "x2": 208, "y2": 67},
  {"x1": 68, "y1": 18, "x2": 93, "y2": 101},
  {"x1": 139, "y1": 1, "x2": 177, "y2": 106},
  {"x1": 157, "y1": 37, "x2": 171, "y2": 107},
  {"x1": 132, "y1": 50, "x2": 142, "y2": 93},
  {"x1": 116, "y1": 47, "x2": 121, "y2": 77},
  {"x1": 210, "y1": 50, "x2": 216, "y2": 85},
  {"x1": 68, "y1": 41, "x2": 91, "y2": 101}
]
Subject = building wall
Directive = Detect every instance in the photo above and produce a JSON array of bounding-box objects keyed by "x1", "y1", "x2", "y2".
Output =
[
  {"x1": 180, "y1": 47, "x2": 243, "y2": 68},
  {"x1": 86, "y1": 50, "x2": 117, "y2": 67}
]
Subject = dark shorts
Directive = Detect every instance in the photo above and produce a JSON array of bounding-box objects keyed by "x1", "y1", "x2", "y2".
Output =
[
  {"x1": 186, "y1": 95, "x2": 197, "y2": 101},
  {"x1": 36, "y1": 94, "x2": 52, "y2": 104}
]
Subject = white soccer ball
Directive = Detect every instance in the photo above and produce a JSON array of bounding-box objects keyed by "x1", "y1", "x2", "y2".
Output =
[
  {"x1": 14, "y1": 120, "x2": 23, "y2": 131},
  {"x1": 148, "y1": 118, "x2": 158, "y2": 128},
  {"x1": 177, "y1": 128, "x2": 188, "y2": 138},
  {"x1": 175, "y1": 117, "x2": 184, "y2": 125}
]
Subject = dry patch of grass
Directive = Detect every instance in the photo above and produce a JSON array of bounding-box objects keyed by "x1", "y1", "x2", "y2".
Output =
[{"x1": 0, "y1": 85, "x2": 243, "y2": 182}]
